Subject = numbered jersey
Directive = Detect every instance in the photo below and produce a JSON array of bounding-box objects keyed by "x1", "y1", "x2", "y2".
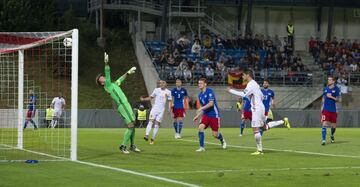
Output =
[
  {"x1": 171, "y1": 87, "x2": 188, "y2": 109},
  {"x1": 261, "y1": 89, "x2": 274, "y2": 112}
]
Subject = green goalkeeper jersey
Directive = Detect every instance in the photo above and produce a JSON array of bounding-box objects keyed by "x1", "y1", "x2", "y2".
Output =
[{"x1": 104, "y1": 65, "x2": 135, "y2": 124}]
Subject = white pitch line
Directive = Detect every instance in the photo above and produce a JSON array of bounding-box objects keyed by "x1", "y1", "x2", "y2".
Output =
[
  {"x1": 75, "y1": 160, "x2": 200, "y2": 187},
  {"x1": 181, "y1": 139, "x2": 360, "y2": 159},
  {"x1": 148, "y1": 166, "x2": 360, "y2": 175},
  {"x1": 1, "y1": 144, "x2": 200, "y2": 187}
]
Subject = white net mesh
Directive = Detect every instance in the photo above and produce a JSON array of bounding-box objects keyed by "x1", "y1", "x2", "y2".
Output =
[{"x1": 0, "y1": 30, "x2": 77, "y2": 162}]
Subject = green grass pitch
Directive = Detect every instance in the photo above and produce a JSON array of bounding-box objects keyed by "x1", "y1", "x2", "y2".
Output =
[{"x1": 1, "y1": 128, "x2": 360, "y2": 187}]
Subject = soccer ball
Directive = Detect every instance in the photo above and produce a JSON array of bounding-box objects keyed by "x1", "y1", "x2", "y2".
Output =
[{"x1": 63, "y1": 37, "x2": 72, "y2": 47}]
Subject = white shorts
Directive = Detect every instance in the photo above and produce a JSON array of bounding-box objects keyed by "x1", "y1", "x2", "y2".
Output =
[
  {"x1": 53, "y1": 110, "x2": 62, "y2": 118},
  {"x1": 251, "y1": 109, "x2": 266, "y2": 128},
  {"x1": 149, "y1": 109, "x2": 165, "y2": 123}
]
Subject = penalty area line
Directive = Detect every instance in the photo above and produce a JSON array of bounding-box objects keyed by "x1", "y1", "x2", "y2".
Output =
[
  {"x1": 1, "y1": 144, "x2": 200, "y2": 187},
  {"x1": 148, "y1": 166, "x2": 360, "y2": 175},
  {"x1": 180, "y1": 139, "x2": 360, "y2": 159}
]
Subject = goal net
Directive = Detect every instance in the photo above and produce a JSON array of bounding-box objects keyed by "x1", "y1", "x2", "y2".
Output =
[{"x1": 0, "y1": 29, "x2": 78, "y2": 162}]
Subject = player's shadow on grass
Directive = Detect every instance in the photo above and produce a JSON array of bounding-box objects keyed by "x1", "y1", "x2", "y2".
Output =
[
  {"x1": 330, "y1": 140, "x2": 349, "y2": 144},
  {"x1": 80, "y1": 152, "x2": 119, "y2": 160},
  {"x1": 262, "y1": 137, "x2": 283, "y2": 141}
]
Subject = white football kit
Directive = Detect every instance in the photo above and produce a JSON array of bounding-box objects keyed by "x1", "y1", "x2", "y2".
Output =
[
  {"x1": 229, "y1": 79, "x2": 265, "y2": 127},
  {"x1": 149, "y1": 88, "x2": 172, "y2": 122},
  {"x1": 51, "y1": 97, "x2": 66, "y2": 118}
]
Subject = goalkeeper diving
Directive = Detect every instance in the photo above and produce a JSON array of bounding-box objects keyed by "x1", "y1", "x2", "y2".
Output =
[{"x1": 96, "y1": 52, "x2": 140, "y2": 154}]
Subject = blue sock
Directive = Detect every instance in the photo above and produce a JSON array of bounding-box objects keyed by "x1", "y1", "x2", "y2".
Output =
[
  {"x1": 198, "y1": 131, "x2": 204, "y2": 148},
  {"x1": 217, "y1": 133, "x2": 224, "y2": 143},
  {"x1": 173, "y1": 122, "x2": 178, "y2": 133},
  {"x1": 178, "y1": 122, "x2": 183, "y2": 134},
  {"x1": 240, "y1": 123, "x2": 245, "y2": 135},
  {"x1": 322, "y1": 127, "x2": 327, "y2": 141},
  {"x1": 24, "y1": 121, "x2": 28, "y2": 129},
  {"x1": 260, "y1": 129, "x2": 264, "y2": 136}
]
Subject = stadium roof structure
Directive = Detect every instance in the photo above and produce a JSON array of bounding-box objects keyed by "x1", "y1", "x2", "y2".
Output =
[{"x1": 205, "y1": 0, "x2": 360, "y2": 8}]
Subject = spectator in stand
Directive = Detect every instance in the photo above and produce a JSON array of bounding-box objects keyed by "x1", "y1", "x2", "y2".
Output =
[
  {"x1": 183, "y1": 67, "x2": 192, "y2": 83},
  {"x1": 205, "y1": 65, "x2": 215, "y2": 82},
  {"x1": 177, "y1": 34, "x2": 190, "y2": 46},
  {"x1": 177, "y1": 40, "x2": 187, "y2": 54},
  {"x1": 244, "y1": 34, "x2": 253, "y2": 48},
  {"x1": 192, "y1": 39, "x2": 201, "y2": 56},
  {"x1": 309, "y1": 36, "x2": 316, "y2": 53},
  {"x1": 218, "y1": 52, "x2": 228, "y2": 64},
  {"x1": 174, "y1": 66, "x2": 183, "y2": 79},
  {"x1": 237, "y1": 34, "x2": 245, "y2": 49},
  {"x1": 264, "y1": 54, "x2": 273, "y2": 69},
  {"x1": 253, "y1": 34, "x2": 261, "y2": 50},
  {"x1": 215, "y1": 34, "x2": 224, "y2": 48},
  {"x1": 179, "y1": 59, "x2": 189, "y2": 71},
  {"x1": 350, "y1": 61, "x2": 358, "y2": 72},
  {"x1": 203, "y1": 34, "x2": 212, "y2": 49},
  {"x1": 273, "y1": 35, "x2": 282, "y2": 51},
  {"x1": 172, "y1": 48, "x2": 182, "y2": 64}
]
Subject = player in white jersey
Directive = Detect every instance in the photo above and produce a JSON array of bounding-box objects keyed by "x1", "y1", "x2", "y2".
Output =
[
  {"x1": 227, "y1": 70, "x2": 290, "y2": 155},
  {"x1": 50, "y1": 92, "x2": 66, "y2": 128},
  {"x1": 141, "y1": 80, "x2": 172, "y2": 144}
]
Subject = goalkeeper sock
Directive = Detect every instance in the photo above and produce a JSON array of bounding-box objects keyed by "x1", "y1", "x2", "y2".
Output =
[
  {"x1": 178, "y1": 121, "x2": 183, "y2": 134},
  {"x1": 145, "y1": 121, "x2": 153, "y2": 136},
  {"x1": 322, "y1": 126, "x2": 327, "y2": 141},
  {"x1": 130, "y1": 128, "x2": 135, "y2": 146},
  {"x1": 121, "y1": 128, "x2": 133, "y2": 146}
]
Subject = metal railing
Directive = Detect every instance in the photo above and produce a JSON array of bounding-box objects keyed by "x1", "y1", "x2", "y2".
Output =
[
  {"x1": 155, "y1": 67, "x2": 313, "y2": 87},
  {"x1": 88, "y1": 0, "x2": 206, "y2": 17}
]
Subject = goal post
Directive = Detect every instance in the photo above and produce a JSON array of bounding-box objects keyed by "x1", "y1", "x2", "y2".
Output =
[{"x1": 0, "y1": 29, "x2": 78, "y2": 162}]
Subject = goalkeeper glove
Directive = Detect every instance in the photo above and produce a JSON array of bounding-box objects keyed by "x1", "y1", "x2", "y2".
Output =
[
  {"x1": 127, "y1": 67, "x2": 136, "y2": 75},
  {"x1": 104, "y1": 52, "x2": 109, "y2": 65}
]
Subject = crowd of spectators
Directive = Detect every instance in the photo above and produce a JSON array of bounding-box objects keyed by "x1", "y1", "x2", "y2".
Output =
[
  {"x1": 309, "y1": 36, "x2": 360, "y2": 78},
  {"x1": 146, "y1": 32, "x2": 311, "y2": 84}
]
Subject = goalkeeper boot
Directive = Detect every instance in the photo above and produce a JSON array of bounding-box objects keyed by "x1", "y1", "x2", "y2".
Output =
[
  {"x1": 283, "y1": 117, "x2": 291, "y2": 129},
  {"x1": 130, "y1": 145, "x2": 141, "y2": 152},
  {"x1": 251, "y1": 150, "x2": 264, "y2": 155},
  {"x1": 330, "y1": 136, "x2": 335, "y2": 143},
  {"x1": 119, "y1": 145, "x2": 130, "y2": 154}
]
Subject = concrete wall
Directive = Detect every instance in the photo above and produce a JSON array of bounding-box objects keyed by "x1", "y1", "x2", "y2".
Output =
[
  {"x1": 2, "y1": 109, "x2": 358, "y2": 128},
  {"x1": 132, "y1": 34, "x2": 159, "y2": 95},
  {"x1": 208, "y1": 6, "x2": 360, "y2": 51}
]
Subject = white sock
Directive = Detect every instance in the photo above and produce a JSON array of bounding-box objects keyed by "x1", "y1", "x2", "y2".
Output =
[
  {"x1": 145, "y1": 121, "x2": 153, "y2": 136},
  {"x1": 267, "y1": 120, "x2": 284, "y2": 129},
  {"x1": 152, "y1": 124, "x2": 160, "y2": 140},
  {"x1": 254, "y1": 132, "x2": 262, "y2": 151},
  {"x1": 50, "y1": 120, "x2": 54, "y2": 128},
  {"x1": 53, "y1": 120, "x2": 58, "y2": 128}
]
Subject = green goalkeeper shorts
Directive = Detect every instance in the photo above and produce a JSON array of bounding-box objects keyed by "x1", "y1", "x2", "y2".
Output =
[{"x1": 117, "y1": 102, "x2": 135, "y2": 125}]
